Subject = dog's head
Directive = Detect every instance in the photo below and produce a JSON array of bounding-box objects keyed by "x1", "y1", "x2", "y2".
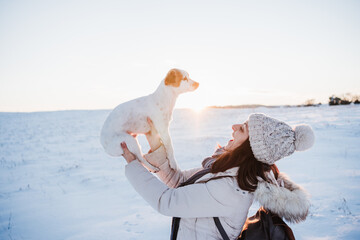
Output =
[{"x1": 164, "y1": 69, "x2": 199, "y2": 94}]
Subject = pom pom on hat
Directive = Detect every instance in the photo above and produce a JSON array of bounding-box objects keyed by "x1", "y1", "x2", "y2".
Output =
[{"x1": 293, "y1": 124, "x2": 315, "y2": 151}]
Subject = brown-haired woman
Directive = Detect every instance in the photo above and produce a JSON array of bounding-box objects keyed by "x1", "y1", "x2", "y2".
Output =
[{"x1": 121, "y1": 113, "x2": 315, "y2": 239}]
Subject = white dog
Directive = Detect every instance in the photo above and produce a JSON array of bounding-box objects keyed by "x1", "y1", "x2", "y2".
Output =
[{"x1": 100, "y1": 69, "x2": 199, "y2": 172}]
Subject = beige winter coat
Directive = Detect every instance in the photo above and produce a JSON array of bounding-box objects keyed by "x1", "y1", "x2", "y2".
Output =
[
  {"x1": 125, "y1": 146, "x2": 254, "y2": 239},
  {"x1": 125, "y1": 146, "x2": 310, "y2": 239}
]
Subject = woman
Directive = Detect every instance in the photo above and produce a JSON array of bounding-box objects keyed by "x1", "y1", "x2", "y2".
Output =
[{"x1": 121, "y1": 113, "x2": 314, "y2": 239}]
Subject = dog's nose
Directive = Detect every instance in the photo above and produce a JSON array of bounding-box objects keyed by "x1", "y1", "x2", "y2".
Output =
[{"x1": 193, "y1": 82, "x2": 199, "y2": 89}]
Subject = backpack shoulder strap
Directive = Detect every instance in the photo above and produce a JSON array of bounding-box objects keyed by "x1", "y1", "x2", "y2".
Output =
[
  {"x1": 213, "y1": 217, "x2": 230, "y2": 240},
  {"x1": 170, "y1": 168, "x2": 211, "y2": 240},
  {"x1": 178, "y1": 168, "x2": 211, "y2": 187},
  {"x1": 171, "y1": 168, "x2": 232, "y2": 240}
]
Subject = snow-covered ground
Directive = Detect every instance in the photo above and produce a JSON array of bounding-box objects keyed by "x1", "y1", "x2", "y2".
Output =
[{"x1": 1, "y1": 105, "x2": 359, "y2": 240}]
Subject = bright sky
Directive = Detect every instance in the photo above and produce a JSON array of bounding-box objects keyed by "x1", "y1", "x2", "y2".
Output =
[{"x1": 1, "y1": 0, "x2": 359, "y2": 112}]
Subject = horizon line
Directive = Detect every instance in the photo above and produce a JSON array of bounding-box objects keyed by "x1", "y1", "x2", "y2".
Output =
[{"x1": 1, "y1": 102, "x2": 358, "y2": 114}]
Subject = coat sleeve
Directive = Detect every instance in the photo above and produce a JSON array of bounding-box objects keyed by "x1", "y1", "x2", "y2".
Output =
[
  {"x1": 143, "y1": 145, "x2": 201, "y2": 188},
  {"x1": 125, "y1": 161, "x2": 249, "y2": 218}
]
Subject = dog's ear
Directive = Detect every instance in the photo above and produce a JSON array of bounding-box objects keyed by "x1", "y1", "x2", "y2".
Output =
[{"x1": 165, "y1": 69, "x2": 182, "y2": 87}]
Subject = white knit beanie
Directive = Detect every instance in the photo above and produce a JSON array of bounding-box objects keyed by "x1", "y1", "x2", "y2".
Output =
[{"x1": 247, "y1": 113, "x2": 315, "y2": 165}]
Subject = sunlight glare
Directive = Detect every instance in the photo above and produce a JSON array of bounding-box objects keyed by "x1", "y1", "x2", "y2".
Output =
[{"x1": 189, "y1": 104, "x2": 207, "y2": 114}]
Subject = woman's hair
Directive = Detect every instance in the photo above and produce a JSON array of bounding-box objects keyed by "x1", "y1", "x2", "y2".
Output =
[{"x1": 211, "y1": 138, "x2": 279, "y2": 192}]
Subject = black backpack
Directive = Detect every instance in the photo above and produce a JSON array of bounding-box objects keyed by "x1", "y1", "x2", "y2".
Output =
[
  {"x1": 238, "y1": 207, "x2": 295, "y2": 240},
  {"x1": 170, "y1": 169, "x2": 295, "y2": 240}
]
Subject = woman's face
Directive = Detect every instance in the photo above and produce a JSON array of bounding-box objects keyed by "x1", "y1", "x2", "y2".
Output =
[{"x1": 224, "y1": 122, "x2": 249, "y2": 151}]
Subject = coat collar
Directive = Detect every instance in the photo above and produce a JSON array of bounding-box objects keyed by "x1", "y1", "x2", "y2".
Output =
[{"x1": 254, "y1": 172, "x2": 310, "y2": 223}]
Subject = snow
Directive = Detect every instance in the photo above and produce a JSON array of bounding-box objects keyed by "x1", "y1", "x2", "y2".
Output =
[{"x1": 1, "y1": 105, "x2": 360, "y2": 240}]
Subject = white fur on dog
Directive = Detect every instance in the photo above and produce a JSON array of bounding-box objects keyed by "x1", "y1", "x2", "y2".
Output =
[{"x1": 100, "y1": 69, "x2": 199, "y2": 172}]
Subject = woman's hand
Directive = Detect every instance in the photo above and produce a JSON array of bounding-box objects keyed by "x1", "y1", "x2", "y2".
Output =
[
  {"x1": 121, "y1": 117, "x2": 161, "y2": 165},
  {"x1": 120, "y1": 142, "x2": 136, "y2": 164},
  {"x1": 145, "y1": 117, "x2": 163, "y2": 152}
]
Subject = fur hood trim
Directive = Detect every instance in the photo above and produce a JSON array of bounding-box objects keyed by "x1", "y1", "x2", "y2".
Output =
[{"x1": 254, "y1": 172, "x2": 311, "y2": 223}]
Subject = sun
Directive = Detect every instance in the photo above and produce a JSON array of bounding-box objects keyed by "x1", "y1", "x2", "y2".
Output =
[
  {"x1": 189, "y1": 104, "x2": 207, "y2": 113},
  {"x1": 177, "y1": 96, "x2": 209, "y2": 113}
]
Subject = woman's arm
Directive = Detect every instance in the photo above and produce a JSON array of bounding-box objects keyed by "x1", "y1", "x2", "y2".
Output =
[
  {"x1": 125, "y1": 160, "x2": 247, "y2": 218},
  {"x1": 122, "y1": 143, "x2": 251, "y2": 218},
  {"x1": 141, "y1": 117, "x2": 200, "y2": 188},
  {"x1": 143, "y1": 145, "x2": 201, "y2": 188}
]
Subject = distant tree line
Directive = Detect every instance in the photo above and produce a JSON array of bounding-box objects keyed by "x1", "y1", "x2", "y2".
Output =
[
  {"x1": 302, "y1": 93, "x2": 360, "y2": 107},
  {"x1": 329, "y1": 93, "x2": 360, "y2": 106},
  {"x1": 303, "y1": 99, "x2": 321, "y2": 107}
]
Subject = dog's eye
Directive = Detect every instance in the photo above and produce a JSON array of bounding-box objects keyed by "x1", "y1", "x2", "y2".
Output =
[{"x1": 183, "y1": 77, "x2": 189, "y2": 81}]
